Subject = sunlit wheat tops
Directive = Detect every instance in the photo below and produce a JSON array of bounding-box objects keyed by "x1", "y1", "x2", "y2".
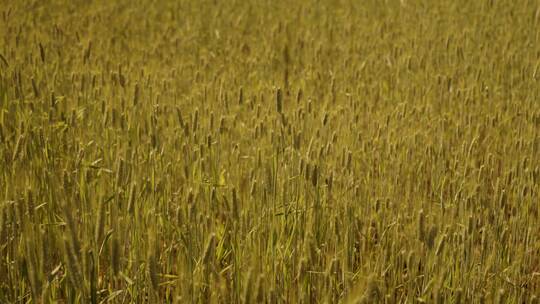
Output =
[{"x1": 1, "y1": 0, "x2": 540, "y2": 303}]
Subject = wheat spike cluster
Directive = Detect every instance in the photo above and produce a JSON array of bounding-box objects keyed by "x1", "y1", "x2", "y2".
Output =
[{"x1": 1, "y1": 0, "x2": 540, "y2": 303}]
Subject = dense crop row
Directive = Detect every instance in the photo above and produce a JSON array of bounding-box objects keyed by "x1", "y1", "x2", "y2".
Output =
[{"x1": 1, "y1": 0, "x2": 540, "y2": 303}]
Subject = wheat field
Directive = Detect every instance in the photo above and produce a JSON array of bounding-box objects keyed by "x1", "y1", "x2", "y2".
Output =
[{"x1": 1, "y1": 0, "x2": 540, "y2": 303}]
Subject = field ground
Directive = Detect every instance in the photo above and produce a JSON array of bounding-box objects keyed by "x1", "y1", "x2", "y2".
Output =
[{"x1": 1, "y1": 0, "x2": 540, "y2": 303}]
